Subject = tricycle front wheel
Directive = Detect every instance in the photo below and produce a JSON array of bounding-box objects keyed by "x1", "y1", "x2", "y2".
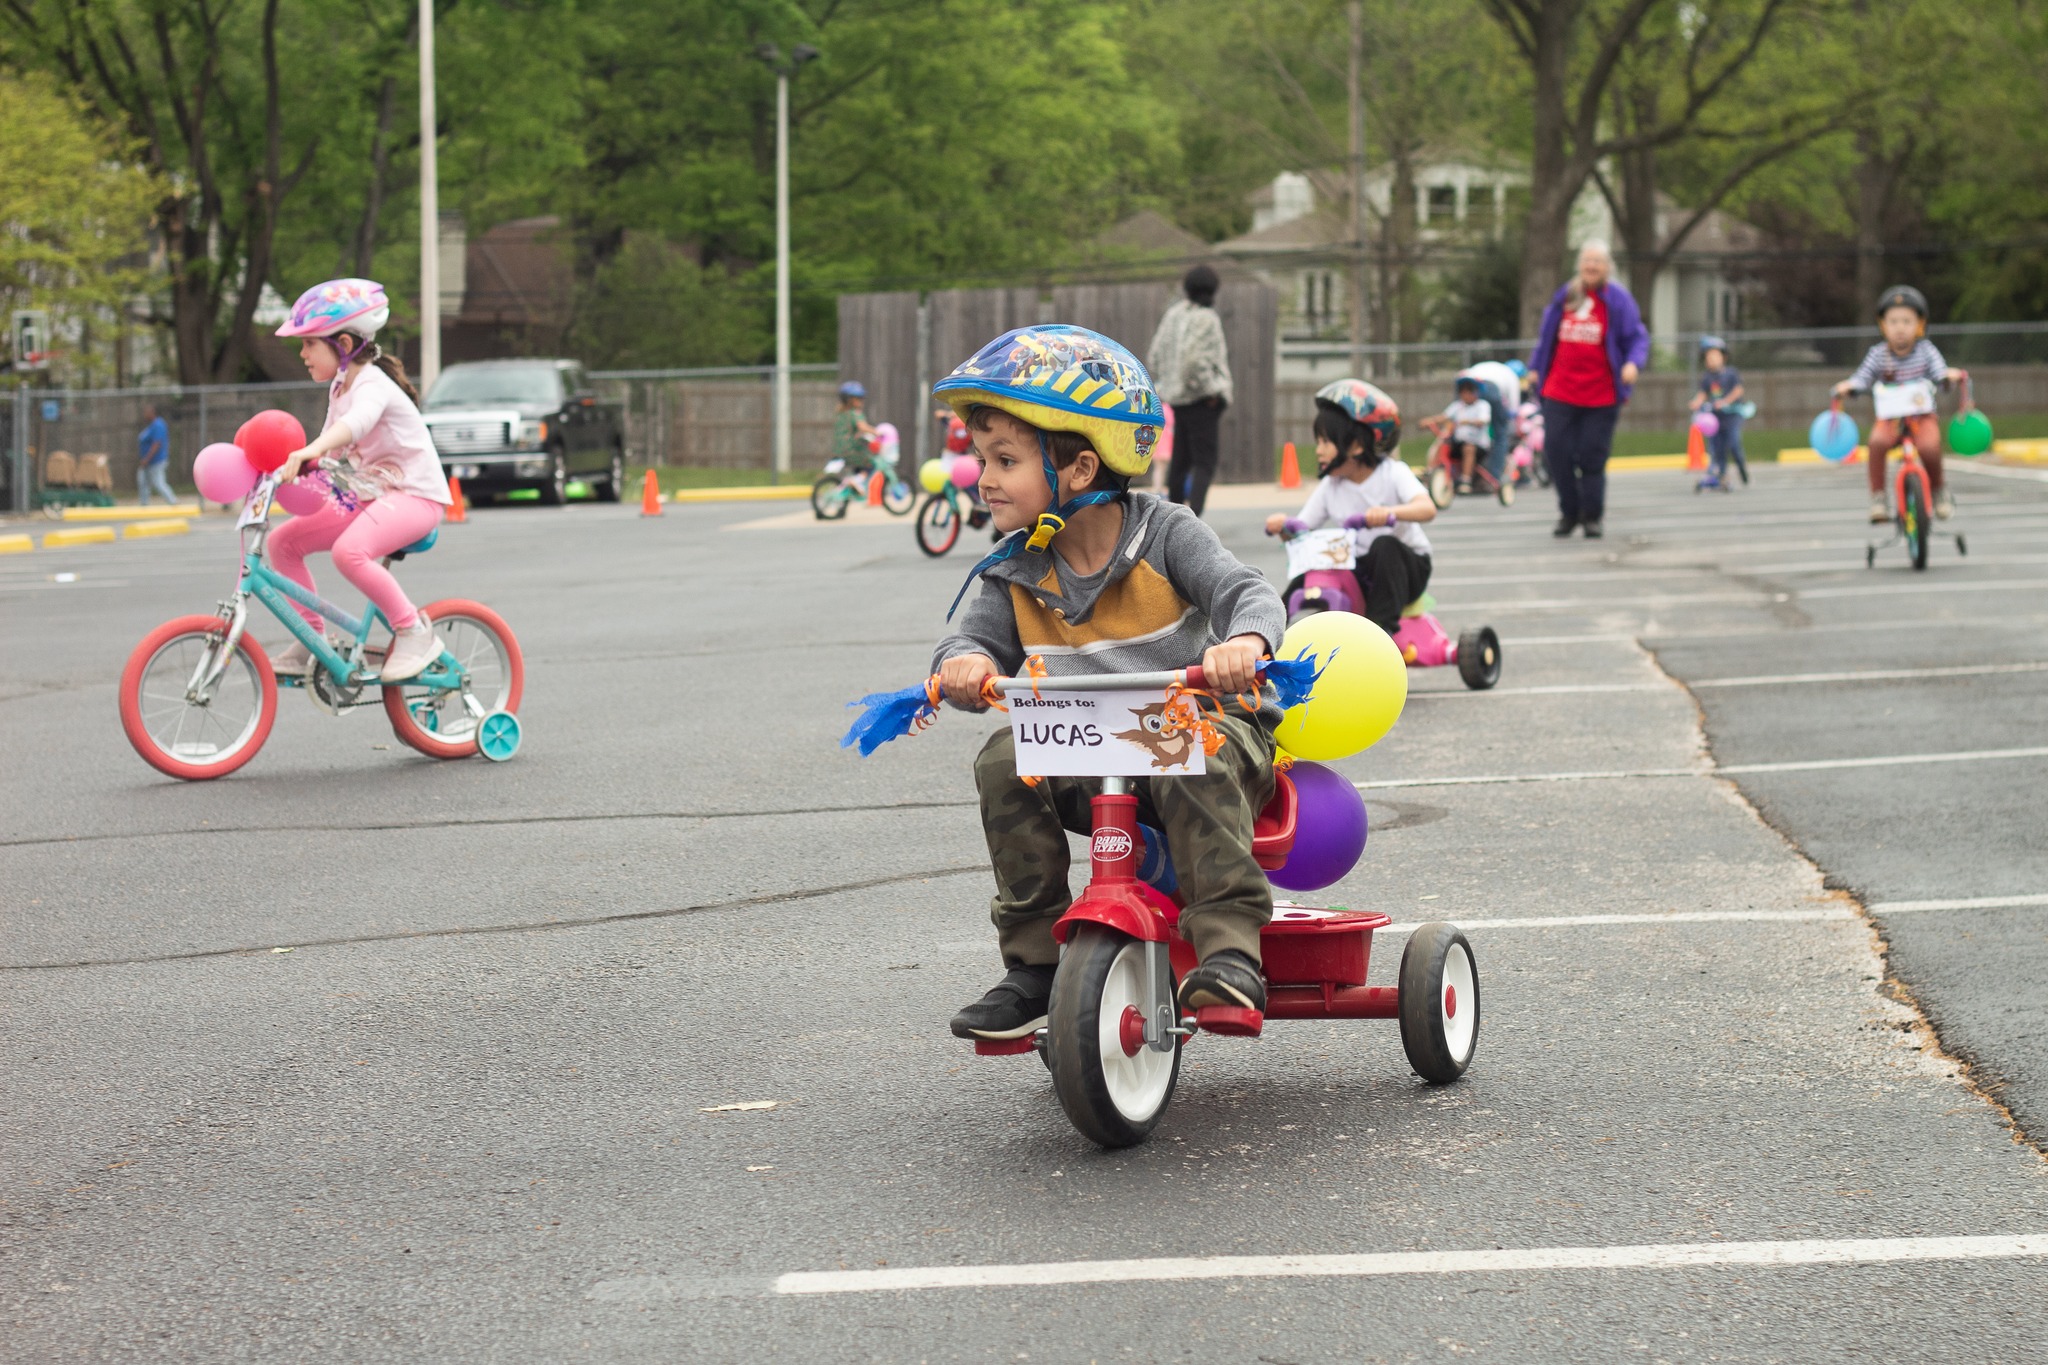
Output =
[{"x1": 1047, "y1": 926, "x2": 1181, "y2": 1148}]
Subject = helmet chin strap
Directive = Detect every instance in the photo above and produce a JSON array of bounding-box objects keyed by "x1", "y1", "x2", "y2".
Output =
[{"x1": 948, "y1": 430, "x2": 1120, "y2": 618}]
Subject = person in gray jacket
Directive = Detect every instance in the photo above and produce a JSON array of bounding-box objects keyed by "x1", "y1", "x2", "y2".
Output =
[{"x1": 1146, "y1": 265, "x2": 1233, "y2": 515}]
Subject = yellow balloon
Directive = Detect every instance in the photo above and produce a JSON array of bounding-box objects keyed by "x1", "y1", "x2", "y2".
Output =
[
  {"x1": 1273, "y1": 611, "x2": 1407, "y2": 760},
  {"x1": 918, "y1": 459, "x2": 950, "y2": 495}
]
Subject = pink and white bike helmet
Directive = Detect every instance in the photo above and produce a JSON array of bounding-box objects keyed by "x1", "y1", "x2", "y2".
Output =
[{"x1": 277, "y1": 278, "x2": 390, "y2": 366}]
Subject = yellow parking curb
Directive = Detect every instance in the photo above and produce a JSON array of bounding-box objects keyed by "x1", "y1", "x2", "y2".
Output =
[
  {"x1": 0, "y1": 533, "x2": 33, "y2": 555},
  {"x1": 59, "y1": 503, "x2": 202, "y2": 521},
  {"x1": 1607, "y1": 454, "x2": 1692, "y2": 471},
  {"x1": 1780, "y1": 447, "x2": 1865, "y2": 464},
  {"x1": 43, "y1": 525, "x2": 118, "y2": 548},
  {"x1": 1990, "y1": 438, "x2": 2048, "y2": 465},
  {"x1": 123, "y1": 518, "x2": 190, "y2": 539},
  {"x1": 667, "y1": 485, "x2": 813, "y2": 504}
]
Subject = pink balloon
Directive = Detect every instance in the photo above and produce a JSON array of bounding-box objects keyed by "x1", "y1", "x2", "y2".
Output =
[
  {"x1": 193, "y1": 442, "x2": 259, "y2": 504},
  {"x1": 1692, "y1": 410, "x2": 1720, "y2": 437},
  {"x1": 273, "y1": 476, "x2": 329, "y2": 516},
  {"x1": 949, "y1": 455, "x2": 979, "y2": 489}
]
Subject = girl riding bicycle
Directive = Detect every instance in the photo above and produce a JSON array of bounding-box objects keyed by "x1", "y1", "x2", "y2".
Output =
[
  {"x1": 1834, "y1": 285, "x2": 1965, "y2": 524},
  {"x1": 268, "y1": 278, "x2": 452, "y2": 682}
]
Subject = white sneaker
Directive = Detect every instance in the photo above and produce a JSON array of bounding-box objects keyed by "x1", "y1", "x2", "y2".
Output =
[
  {"x1": 1868, "y1": 493, "x2": 1890, "y2": 524},
  {"x1": 272, "y1": 639, "x2": 316, "y2": 677},
  {"x1": 379, "y1": 616, "x2": 445, "y2": 682},
  {"x1": 1934, "y1": 487, "x2": 1955, "y2": 521}
]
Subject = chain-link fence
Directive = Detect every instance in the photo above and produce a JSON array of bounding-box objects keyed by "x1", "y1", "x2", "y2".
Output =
[
  {"x1": 6, "y1": 380, "x2": 329, "y2": 513},
  {"x1": 1282, "y1": 322, "x2": 2048, "y2": 382},
  {"x1": 587, "y1": 364, "x2": 839, "y2": 470}
]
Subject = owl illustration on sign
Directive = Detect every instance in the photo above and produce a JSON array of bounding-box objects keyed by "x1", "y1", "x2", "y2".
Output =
[{"x1": 1114, "y1": 701, "x2": 1196, "y2": 772}]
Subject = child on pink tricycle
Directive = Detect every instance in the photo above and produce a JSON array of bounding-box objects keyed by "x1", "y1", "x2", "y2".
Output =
[{"x1": 1266, "y1": 380, "x2": 1501, "y2": 690}]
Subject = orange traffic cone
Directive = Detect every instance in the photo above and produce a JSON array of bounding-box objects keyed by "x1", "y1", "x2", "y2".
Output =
[
  {"x1": 447, "y1": 476, "x2": 468, "y2": 523},
  {"x1": 1685, "y1": 425, "x2": 1706, "y2": 472},
  {"x1": 867, "y1": 469, "x2": 886, "y2": 507},
  {"x1": 639, "y1": 468, "x2": 664, "y2": 517},
  {"x1": 1280, "y1": 441, "x2": 1302, "y2": 489}
]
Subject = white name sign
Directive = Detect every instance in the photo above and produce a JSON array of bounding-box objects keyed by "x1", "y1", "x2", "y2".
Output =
[
  {"x1": 1009, "y1": 689, "x2": 1207, "y2": 778},
  {"x1": 1284, "y1": 527, "x2": 1356, "y2": 579},
  {"x1": 1873, "y1": 379, "x2": 1936, "y2": 421}
]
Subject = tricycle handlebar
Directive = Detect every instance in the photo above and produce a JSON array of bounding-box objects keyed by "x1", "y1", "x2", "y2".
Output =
[{"x1": 989, "y1": 666, "x2": 1210, "y2": 695}]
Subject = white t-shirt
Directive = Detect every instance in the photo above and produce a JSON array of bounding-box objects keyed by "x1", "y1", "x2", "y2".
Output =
[
  {"x1": 1293, "y1": 463, "x2": 1432, "y2": 558},
  {"x1": 1444, "y1": 398, "x2": 1492, "y2": 446}
]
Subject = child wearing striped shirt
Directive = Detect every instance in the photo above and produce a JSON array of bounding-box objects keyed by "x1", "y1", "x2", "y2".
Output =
[{"x1": 1834, "y1": 285, "x2": 1965, "y2": 523}]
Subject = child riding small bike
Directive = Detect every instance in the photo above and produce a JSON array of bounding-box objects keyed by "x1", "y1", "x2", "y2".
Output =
[
  {"x1": 1267, "y1": 379, "x2": 1436, "y2": 639},
  {"x1": 1834, "y1": 285, "x2": 1964, "y2": 524},
  {"x1": 1421, "y1": 376, "x2": 1494, "y2": 498},
  {"x1": 930, "y1": 325, "x2": 1287, "y2": 1042},
  {"x1": 1690, "y1": 334, "x2": 1749, "y2": 490}
]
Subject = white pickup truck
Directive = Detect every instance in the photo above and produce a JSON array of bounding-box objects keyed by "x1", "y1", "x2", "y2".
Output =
[{"x1": 420, "y1": 358, "x2": 625, "y2": 505}]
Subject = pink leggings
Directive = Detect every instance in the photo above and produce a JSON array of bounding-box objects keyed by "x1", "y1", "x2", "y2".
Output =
[{"x1": 267, "y1": 492, "x2": 444, "y2": 632}]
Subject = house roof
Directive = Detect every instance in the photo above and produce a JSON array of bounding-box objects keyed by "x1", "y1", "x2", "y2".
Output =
[
  {"x1": 1092, "y1": 209, "x2": 1211, "y2": 260},
  {"x1": 457, "y1": 216, "x2": 574, "y2": 328},
  {"x1": 1214, "y1": 207, "x2": 1354, "y2": 256}
]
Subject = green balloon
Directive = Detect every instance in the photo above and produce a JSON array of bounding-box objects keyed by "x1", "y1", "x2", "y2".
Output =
[{"x1": 1948, "y1": 409, "x2": 1994, "y2": 457}]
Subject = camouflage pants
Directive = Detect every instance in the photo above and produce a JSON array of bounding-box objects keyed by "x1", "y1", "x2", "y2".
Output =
[{"x1": 973, "y1": 713, "x2": 1277, "y2": 968}]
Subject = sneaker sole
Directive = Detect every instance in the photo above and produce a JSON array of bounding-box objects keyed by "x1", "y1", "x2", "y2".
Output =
[
  {"x1": 1178, "y1": 980, "x2": 1261, "y2": 1012},
  {"x1": 953, "y1": 1012, "x2": 1048, "y2": 1042}
]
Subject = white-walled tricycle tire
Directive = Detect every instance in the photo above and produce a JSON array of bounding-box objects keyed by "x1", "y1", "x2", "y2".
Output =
[
  {"x1": 1398, "y1": 922, "x2": 1479, "y2": 1083},
  {"x1": 1047, "y1": 926, "x2": 1181, "y2": 1148}
]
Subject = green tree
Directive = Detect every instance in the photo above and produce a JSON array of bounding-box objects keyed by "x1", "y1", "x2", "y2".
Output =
[{"x1": 0, "y1": 72, "x2": 160, "y2": 382}]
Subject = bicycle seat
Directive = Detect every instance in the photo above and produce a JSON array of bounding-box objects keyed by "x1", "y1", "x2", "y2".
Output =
[
  {"x1": 390, "y1": 528, "x2": 438, "y2": 560},
  {"x1": 1252, "y1": 770, "x2": 1300, "y2": 871}
]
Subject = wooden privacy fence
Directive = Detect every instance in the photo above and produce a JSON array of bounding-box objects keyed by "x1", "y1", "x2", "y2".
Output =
[{"x1": 838, "y1": 279, "x2": 1279, "y2": 484}]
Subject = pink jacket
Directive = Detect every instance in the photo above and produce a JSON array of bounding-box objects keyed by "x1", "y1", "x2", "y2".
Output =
[{"x1": 326, "y1": 364, "x2": 451, "y2": 506}]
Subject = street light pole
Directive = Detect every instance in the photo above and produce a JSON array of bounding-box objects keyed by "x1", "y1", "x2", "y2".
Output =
[
  {"x1": 757, "y1": 43, "x2": 817, "y2": 484},
  {"x1": 773, "y1": 65, "x2": 790, "y2": 483},
  {"x1": 418, "y1": 0, "x2": 440, "y2": 393}
]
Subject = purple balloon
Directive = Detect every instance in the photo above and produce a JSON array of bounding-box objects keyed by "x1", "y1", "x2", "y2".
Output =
[
  {"x1": 1268, "y1": 759, "x2": 1369, "y2": 892},
  {"x1": 1692, "y1": 410, "x2": 1719, "y2": 437},
  {"x1": 273, "y1": 474, "x2": 329, "y2": 516}
]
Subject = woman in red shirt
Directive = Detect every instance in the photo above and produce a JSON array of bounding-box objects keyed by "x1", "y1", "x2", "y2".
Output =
[{"x1": 1528, "y1": 241, "x2": 1651, "y2": 539}]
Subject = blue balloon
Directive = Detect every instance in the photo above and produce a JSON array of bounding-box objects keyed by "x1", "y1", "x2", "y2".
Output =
[{"x1": 1810, "y1": 409, "x2": 1860, "y2": 463}]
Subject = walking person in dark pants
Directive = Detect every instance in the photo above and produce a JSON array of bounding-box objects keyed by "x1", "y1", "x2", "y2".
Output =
[
  {"x1": 1527, "y1": 240, "x2": 1649, "y2": 539},
  {"x1": 1146, "y1": 265, "x2": 1233, "y2": 515}
]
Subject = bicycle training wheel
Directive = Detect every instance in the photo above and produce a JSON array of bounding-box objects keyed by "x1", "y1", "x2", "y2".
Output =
[
  {"x1": 119, "y1": 615, "x2": 278, "y2": 780},
  {"x1": 1901, "y1": 472, "x2": 1930, "y2": 571},
  {"x1": 916, "y1": 493, "x2": 961, "y2": 557},
  {"x1": 810, "y1": 477, "x2": 849, "y2": 520},
  {"x1": 382, "y1": 600, "x2": 525, "y2": 759},
  {"x1": 882, "y1": 476, "x2": 917, "y2": 517},
  {"x1": 1047, "y1": 926, "x2": 1181, "y2": 1148}
]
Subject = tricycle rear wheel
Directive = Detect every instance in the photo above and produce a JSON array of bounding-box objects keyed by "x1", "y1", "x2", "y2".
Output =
[
  {"x1": 1398, "y1": 922, "x2": 1480, "y2": 1083},
  {"x1": 1047, "y1": 926, "x2": 1181, "y2": 1148},
  {"x1": 1457, "y1": 627, "x2": 1502, "y2": 690}
]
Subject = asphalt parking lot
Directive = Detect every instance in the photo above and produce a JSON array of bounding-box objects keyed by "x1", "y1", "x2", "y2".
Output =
[{"x1": 4, "y1": 461, "x2": 2045, "y2": 1362}]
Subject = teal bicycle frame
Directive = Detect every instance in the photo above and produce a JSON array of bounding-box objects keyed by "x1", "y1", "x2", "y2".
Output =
[{"x1": 211, "y1": 476, "x2": 465, "y2": 704}]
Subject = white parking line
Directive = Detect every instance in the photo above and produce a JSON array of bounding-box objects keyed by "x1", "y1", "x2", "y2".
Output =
[
  {"x1": 1692, "y1": 661, "x2": 2048, "y2": 688},
  {"x1": 1439, "y1": 578, "x2": 2048, "y2": 614},
  {"x1": 1381, "y1": 908, "x2": 1853, "y2": 933},
  {"x1": 1872, "y1": 893, "x2": 2048, "y2": 914},
  {"x1": 1354, "y1": 745, "x2": 2048, "y2": 790},
  {"x1": 1411, "y1": 660, "x2": 2048, "y2": 700},
  {"x1": 764, "y1": 1232, "x2": 2048, "y2": 1296}
]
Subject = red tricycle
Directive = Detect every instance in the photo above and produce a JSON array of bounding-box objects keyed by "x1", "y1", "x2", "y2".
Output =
[
  {"x1": 846, "y1": 664, "x2": 1481, "y2": 1148},
  {"x1": 994, "y1": 667, "x2": 1476, "y2": 1147},
  {"x1": 1274, "y1": 527, "x2": 1502, "y2": 691}
]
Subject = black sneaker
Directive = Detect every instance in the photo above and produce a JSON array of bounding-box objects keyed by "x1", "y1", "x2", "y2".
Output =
[
  {"x1": 1175, "y1": 949, "x2": 1267, "y2": 1013},
  {"x1": 949, "y1": 964, "x2": 1055, "y2": 1040},
  {"x1": 1581, "y1": 520, "x2": 1604, "y2": 538},
  {"x1": 1552, "y1": 517, "x2": 1578, "y2": 538}
]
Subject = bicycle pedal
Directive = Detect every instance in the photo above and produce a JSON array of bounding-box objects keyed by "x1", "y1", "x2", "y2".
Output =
[
  {"x1": 972, "y1": 1036, "x2": 1038, "y2": 1057},
  {"x1": 1194, "y1": 1005, "x2": 1264, "y2": 1038}
]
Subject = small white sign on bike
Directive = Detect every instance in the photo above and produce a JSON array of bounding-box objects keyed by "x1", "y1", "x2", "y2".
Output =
[
  {"x1": 1009, "y1": 689, "x2": 1207, "y2": 778},
  {"x1": 236, "y1": 476, "x2": 277, "y2": 529},
  {"x1": 1283, "y1": 527, "x2": 1356, "y2": 579},
  {"x1": 1873, "y1": 379, "x2": 1937, "y2": 421}
]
